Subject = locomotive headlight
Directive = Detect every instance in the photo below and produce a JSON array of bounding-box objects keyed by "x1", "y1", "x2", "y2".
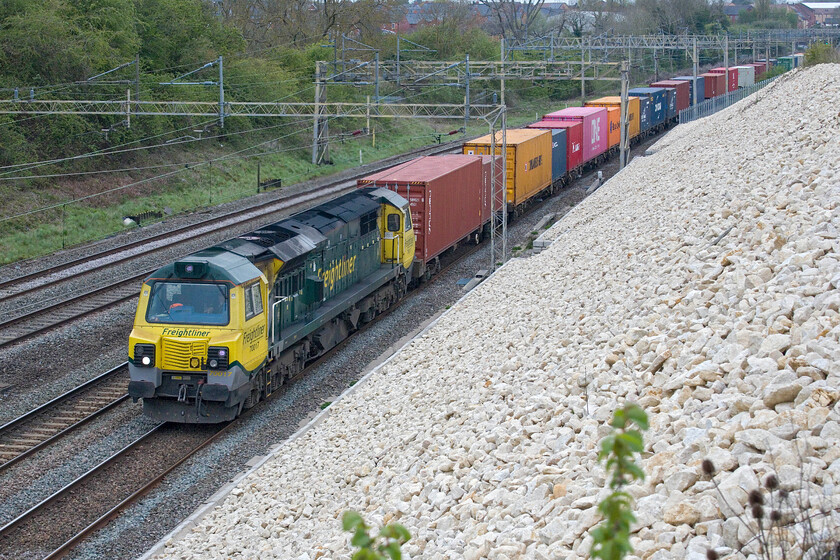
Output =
[
  {"x1": 207, "y1": 347, "x2": 229, "y2": 370},
  {"x1": 134, "y1": 343, "x2": 156, "y2": 368}
]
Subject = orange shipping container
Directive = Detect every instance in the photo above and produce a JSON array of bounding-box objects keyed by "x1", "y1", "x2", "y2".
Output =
[
  {"x1": 606, "y1": 107, "x2": 620, "y2": 149},
  {"x1": 463, "y1": 129, "x2": 552, "y2": 209},
  {"x1": 584, "y1": 96, "x2": 640, "y2": 140}
]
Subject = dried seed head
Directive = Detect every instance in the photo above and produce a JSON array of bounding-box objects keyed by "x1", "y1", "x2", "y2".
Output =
[
  {"x1": 749, "y1": 489, "x2": 765, "y2": 506},
  {"x1": 706, "y1": 550, "x2": 719, "y2": 560},
  {"x1": 765, "y1": 474, "x2": 779, "y2": 490},
  {"x1": 702, "y1": 459, "x2": 716, "y2": 476},
  {"x1": 752, "y1": 504, "x2": 765, "y2": 520},
  {"x1": 770, "y1": 510, "x2": 782, "y2": 523},
  {"x1": 778, "y1": 489, "x2": 789, "y2": 500}
]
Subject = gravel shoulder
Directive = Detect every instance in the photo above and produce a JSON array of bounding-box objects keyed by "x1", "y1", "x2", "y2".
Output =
[
  {"x1": 148, "y1": 66, "x2": 840, "y2": 560},
  {"x1": 0, "y1": 127, "x2": 658, "y2": 560}
]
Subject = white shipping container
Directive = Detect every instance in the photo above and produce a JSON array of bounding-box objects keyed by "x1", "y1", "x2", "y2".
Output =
[{"x1": 734, "y1": 65, "x2": 755, "y2": 87}]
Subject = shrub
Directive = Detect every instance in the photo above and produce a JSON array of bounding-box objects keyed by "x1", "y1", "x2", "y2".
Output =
[
  {"x1": 342, "y1": 511, "x2": 410, "y2": 560},
  {"x1": 805, "y1": 43, "x2": 840, "y2": 66},
  {"x1": 590, "y1": 404, "x2": 649, "y2": 560}
]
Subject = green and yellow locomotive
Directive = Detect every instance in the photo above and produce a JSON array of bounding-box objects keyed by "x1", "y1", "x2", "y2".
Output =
[{"x1": 128, "y1": 188, "x2": 414, "y2": 423}]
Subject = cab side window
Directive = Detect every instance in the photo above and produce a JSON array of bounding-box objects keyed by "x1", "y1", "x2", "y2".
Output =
[
  {"x1": 244, "y1": 283, "x2": 263, "y2": 320},
  {"x1": 404, "y1": 211, "x2": 412, "y2": 231},
  {"x1": 252, "y1": 284, "x2": 264, "y2": 314},
  {"x1": 387, "y1": 214, "x2": 400, "y2": 232}
]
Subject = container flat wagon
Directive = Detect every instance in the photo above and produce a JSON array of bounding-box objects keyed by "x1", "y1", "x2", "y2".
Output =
[
  {"x1": 544, "y1": 107, "x2": 608, "y2": 166},
  {"x1": 701, "y1": 72, "x2": 725, "y2": 98},
  {"x1": 463, "y1": 129, "x2": 553, "y2": 212},
  {"x1": 671, "y1": 76, "x2": 705, "y2": 105},
  {"x1": 650, "y1": 80, "x2": 690, "y2": 113},
  {"x1": 710, "y1": 67, "x2": 739, "y2": 92},
  {"x1": 358, "y1": 155, "x2": 490, "y2": 282},
  {"x1": 585, "y1": 96, "x2": 641, "y2": 140},
  {"x1": 527, "y1": 120, "x2": 583, "y2": 175},
  {"x1": 628, "y1": 88, "x2": 667, "y2": 130}
]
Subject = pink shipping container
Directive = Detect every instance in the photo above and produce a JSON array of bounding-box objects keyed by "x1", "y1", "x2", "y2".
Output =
[
  {"x1": 357, "y1": 155, "x2": 489, "y2": 278},
  {"x1": 528, "y1": 120, "x2": 582, "y2": 172},
  {"x1": 709, "y1": 67, "x2": 739, "y2": 92},
  {"x1": 650, "y1": 80, "x2": 690, "y2": 112},
  {"x1": 543, "y1": 107, "x2": 607, "y2": 165}
]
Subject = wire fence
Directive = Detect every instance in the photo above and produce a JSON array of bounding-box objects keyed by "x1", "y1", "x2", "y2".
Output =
[{"x1": 678, "y1": 75, "x2": 780, "y2": 124}]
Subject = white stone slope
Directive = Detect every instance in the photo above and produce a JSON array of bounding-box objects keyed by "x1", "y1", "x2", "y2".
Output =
[{"x1": 158, "y1": 65, "x2": 840, "y2": 560}]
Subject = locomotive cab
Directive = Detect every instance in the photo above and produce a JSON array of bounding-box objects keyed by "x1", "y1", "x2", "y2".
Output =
[{"x1": 128, "y1": 252, "x2": 268, "y2": 423}]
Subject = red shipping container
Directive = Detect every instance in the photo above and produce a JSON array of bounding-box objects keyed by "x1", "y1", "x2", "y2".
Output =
[
  {"x1": 528, "y1": 120, "x2": 582, "y2": 172},
  {"x1": 650, "y1": 80, "x2": 690, "y2": 112},
  {"x1": 701, "y1": 73, "x2": 725, "y2": 98},
  {"x1": 709, "y1": 67, "x2": 738, "y2": 92},
  {"x1": 750, "y1": 62, "x2": 767, "y2": 79},
  {"x1": 543, "y1": 107, "x2": 607, "y2": 164},
  {"x1": 357, "y1": 155, "x2": 489, "y2": 268}
]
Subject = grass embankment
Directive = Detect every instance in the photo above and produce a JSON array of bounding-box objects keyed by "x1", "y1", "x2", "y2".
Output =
[
  {"x1": 0, "y1": 120, "x2": 437, "y2": 264},
  {"x1": 0, "y1": 90, "x2": 623, "y2": 265}
]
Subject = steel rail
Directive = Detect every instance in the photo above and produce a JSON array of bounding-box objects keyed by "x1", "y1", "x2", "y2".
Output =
[
  {"x1": 0, "y1": 364, "x2": 129, "y2": 473},
  {"x1": 41, "y1": 423, "x2": 231, "y2": 560},
  {"x1": 0, "y1": 140, "x2": 462, "y2": 299}
]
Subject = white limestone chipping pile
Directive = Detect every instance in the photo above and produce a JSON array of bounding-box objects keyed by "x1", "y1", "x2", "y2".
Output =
[{"x1": 158, "y1": 65, "x2": 840, "y2": 560}]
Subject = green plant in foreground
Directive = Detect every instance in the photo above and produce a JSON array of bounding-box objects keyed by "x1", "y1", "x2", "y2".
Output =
[
  {"x1": 342, "y1": 511, "x2": 410, "y2": 560},
  {"x1": 590, "y1": 404, "x2": 649, "y2": 560}
]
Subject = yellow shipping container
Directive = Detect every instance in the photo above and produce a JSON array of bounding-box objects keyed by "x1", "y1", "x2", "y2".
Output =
[
  {"x1": 585, "y1": 96, "x2": 640, "y2": 140},
  {"x1": 462, "y1": 129, "x2": 552, "y2": 210}
]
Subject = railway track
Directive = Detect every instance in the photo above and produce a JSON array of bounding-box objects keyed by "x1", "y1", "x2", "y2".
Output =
[
  {"x1": 0, "y1": 365, "x2": 129, "y2": 474},
  {"x1": 0, "y1": 142, "x2": 461, "y2": 351},
  {"x1": 0, "y1": 141, "x2": 461, "y2": 300},
  {"x1": 0, "y1": 236, "x2": 483, "y2": 560},
  {"x1": 0, "y1": 422, "x2": 226, "y2": 560}
]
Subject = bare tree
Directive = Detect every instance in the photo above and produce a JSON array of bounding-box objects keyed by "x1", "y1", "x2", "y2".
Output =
[
  {"x1": 479, "y1": 0, "x2": 547, "y2": 41},
  {"x1": 221, "y1": 0, "x2": 396, "y2": 49}
]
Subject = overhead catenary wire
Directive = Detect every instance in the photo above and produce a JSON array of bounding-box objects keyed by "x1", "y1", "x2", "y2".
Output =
[
  {"x1": 0, "y1": 116, "x2": 318, "y2": 181},
  {"x1": 0, "y1": 119, "x2": 328, "y2": 223}
]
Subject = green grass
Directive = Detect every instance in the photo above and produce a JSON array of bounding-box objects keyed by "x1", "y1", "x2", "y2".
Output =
[
  {"x1": 320, "y1": 401, "x2": 332, "y2": 410},
  {"x1": 0, "y1": 94, "x2": 591, "y2": 265},
  {"x1": 0, "y1": 120, "x2": 440, "y2": 264}
]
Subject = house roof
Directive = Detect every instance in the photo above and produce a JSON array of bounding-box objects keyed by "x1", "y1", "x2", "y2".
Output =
[{"x1": 802, "y1": 2, "x2": 840, "y2": 10}]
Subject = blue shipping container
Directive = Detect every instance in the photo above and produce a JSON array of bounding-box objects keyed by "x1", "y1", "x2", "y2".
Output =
[
  {"x1": 637, "y1": 96, "x2": 651, "y2": 133},
  {"x1": 550, "y1": 128, "x2": 567, "y2": 183},
  {"x1": 672, "y1": 76, "x2": 705, "y2": 105},
  {"x1": 628, "y1": 87, "x2": 666, "y2": 128},
  {"x1": 666, "y1": 89, "x2": 677, "y2": 120}
]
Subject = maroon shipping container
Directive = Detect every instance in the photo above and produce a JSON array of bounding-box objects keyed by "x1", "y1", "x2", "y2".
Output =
[
  {"x1": 750, "y1": 62, "x2": 767, "y2": 79},
  {"x1": 701, "y1": 73, "x2": 725, "y2": 98},
  {"x1": 357, "y1": 155, "x2": 489, "y2": 273},
  {"x1": 528, "y1": 120, "x2": 582, "y2": 172},
  {"x1": 650, "y1": 80, "x2": 690, "y2": 112},
  {"x1": 709, "y1": 67, "x2": 739, "y2": 92}
]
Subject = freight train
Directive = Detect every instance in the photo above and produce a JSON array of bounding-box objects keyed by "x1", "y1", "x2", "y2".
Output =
[{"x1": 128, "y1": 60, "x2": 782, "y2": 423}]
